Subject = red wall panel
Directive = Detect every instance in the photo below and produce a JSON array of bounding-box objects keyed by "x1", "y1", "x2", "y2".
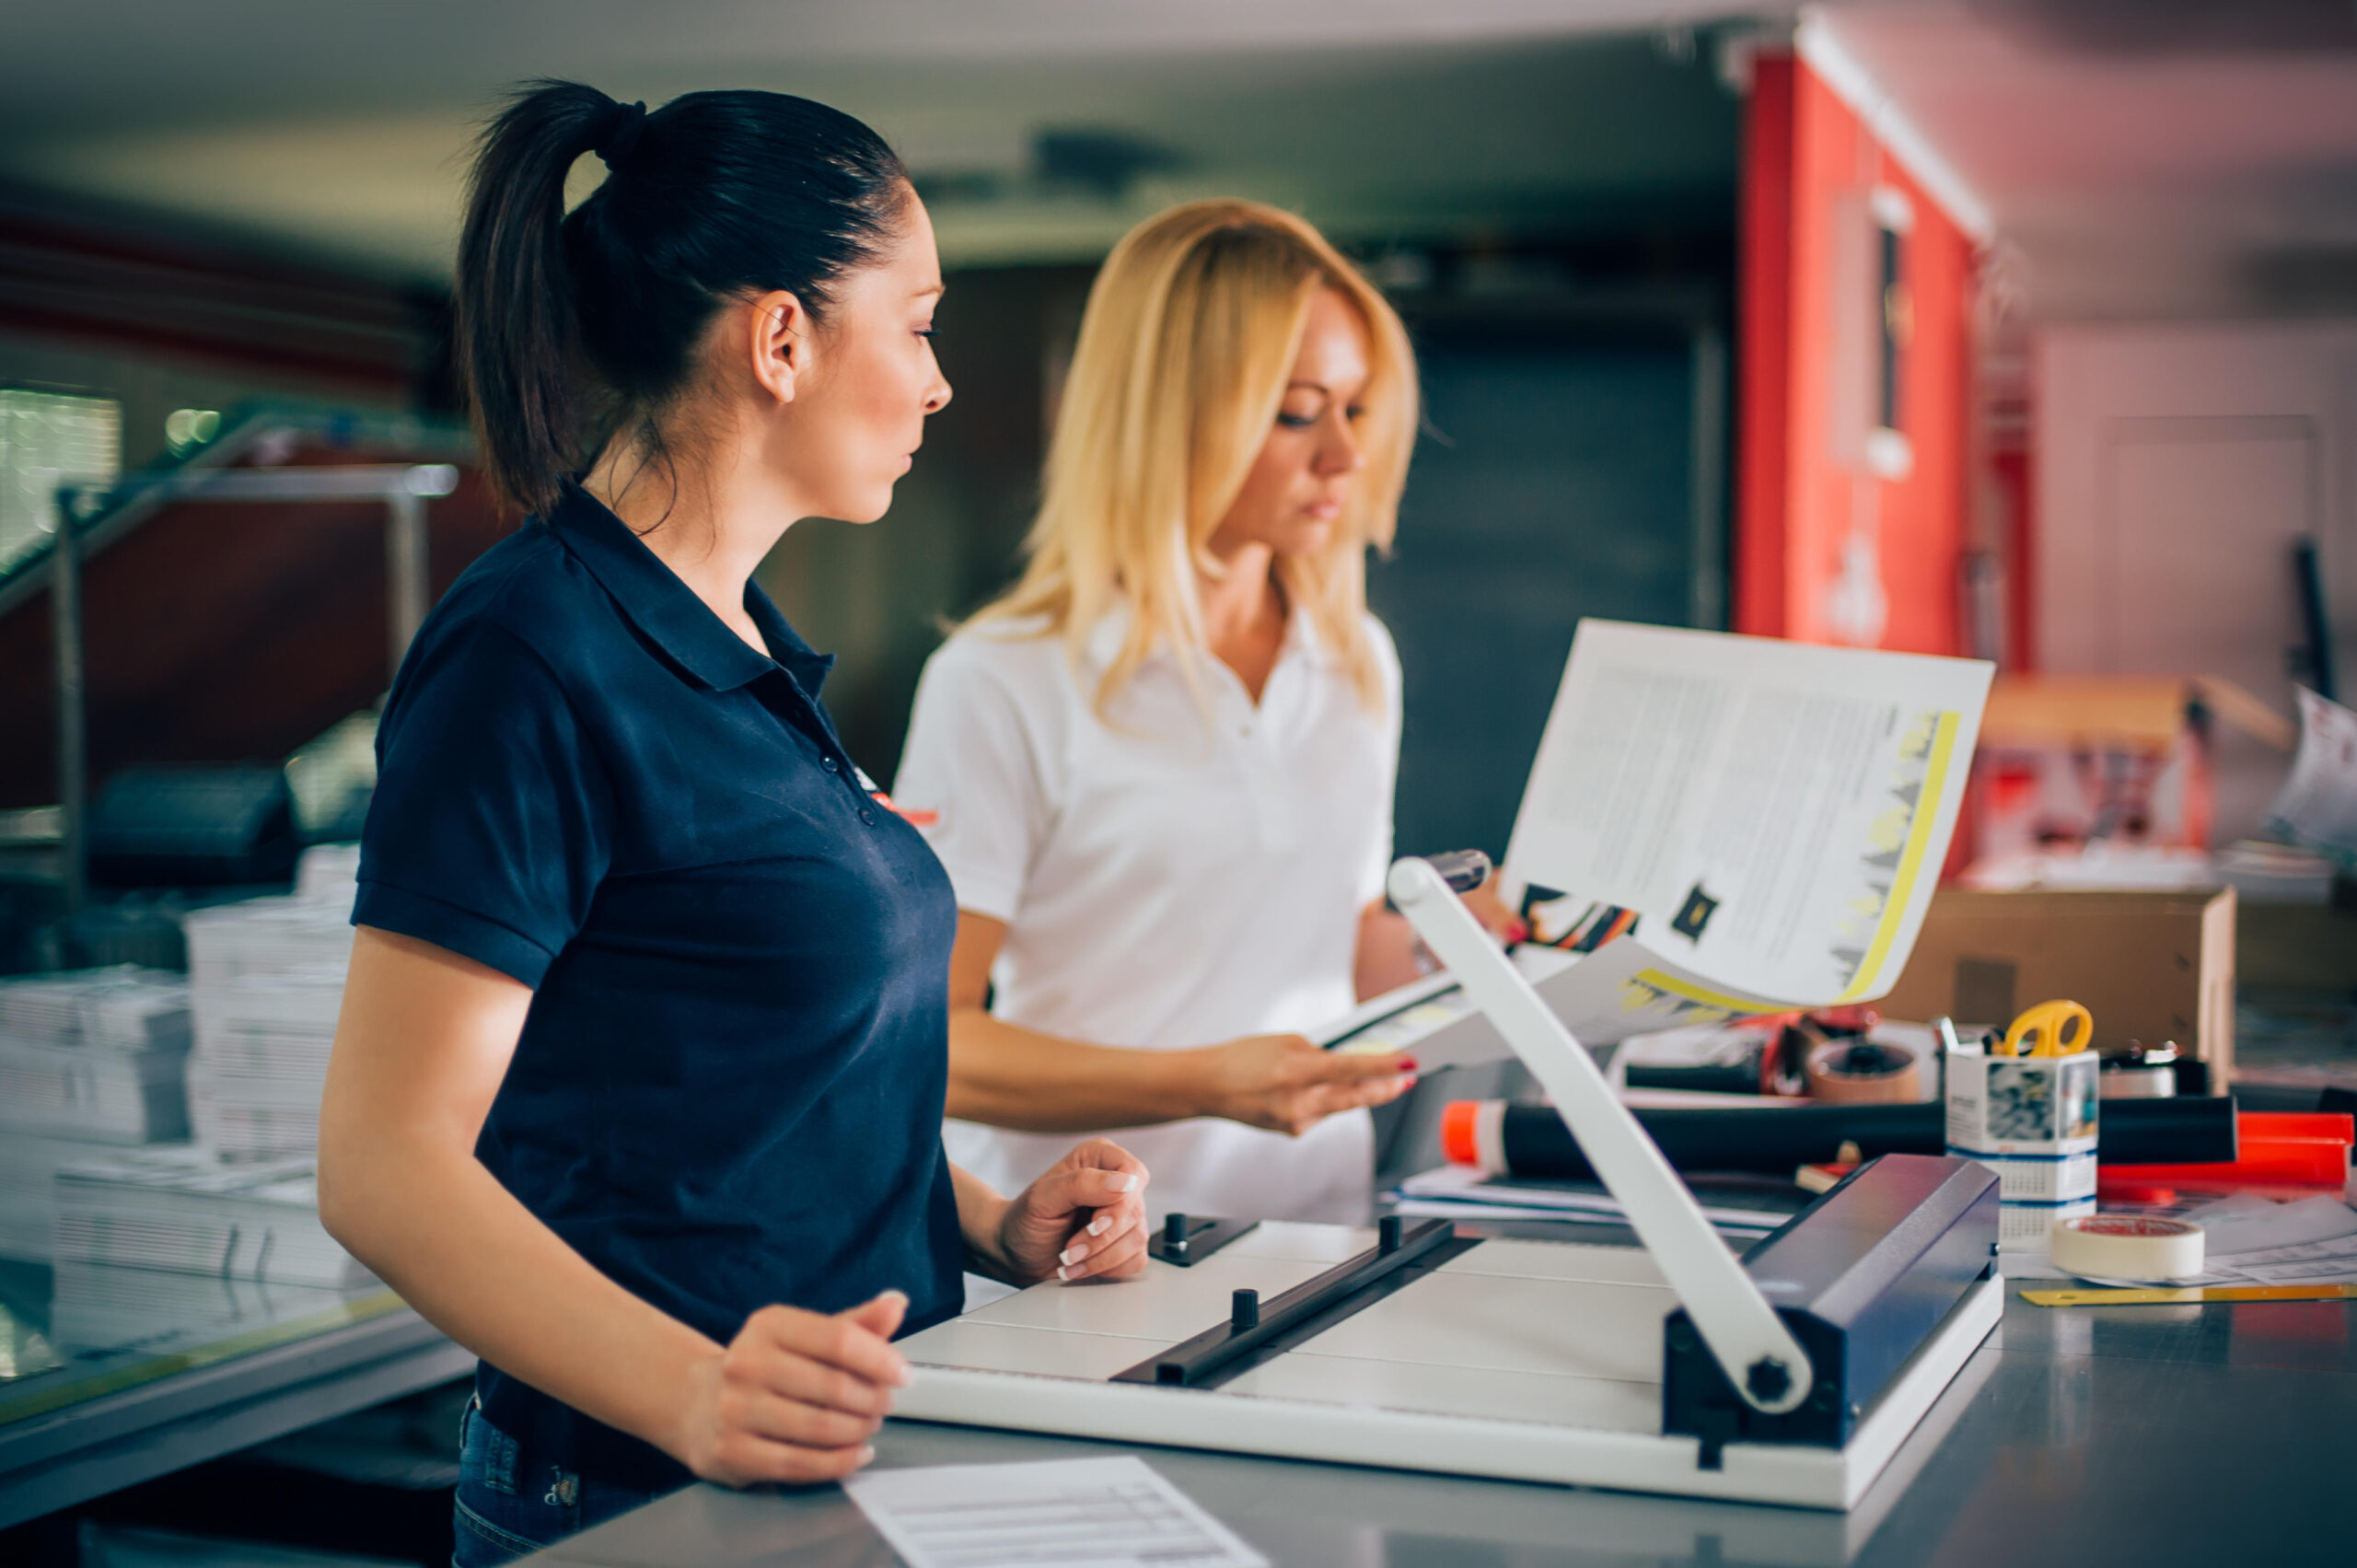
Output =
[
  {"x1": 0, "y1": 458, "x2": 506, "y2": 809},
  {"x1": 1736, "y1": 55, "x2": 1977, "y2": 659},
  {"x1": 1735, "y1": 54, "x2": 1796, "y2": 640}
]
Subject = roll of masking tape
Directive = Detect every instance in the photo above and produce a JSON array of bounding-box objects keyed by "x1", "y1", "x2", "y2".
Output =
[
  {"x1": 1805, "y1": 1039, "x2": 1925, "y2": 1104},
  {"x1": 2049, "y1": 1214, "x2": 2206, "y2": 1282}
]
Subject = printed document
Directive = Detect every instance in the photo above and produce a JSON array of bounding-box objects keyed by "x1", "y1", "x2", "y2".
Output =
[
  {"x1": 2183, "y1": 1193, "x2": 2357, "y2": 1288},
  {"x1": 2269, "y1": 687, "x2": 2357, "y2": 870},
  {"x1": 842, "y1": 1456, "x2": 1268, "y2": 1568},
  {"x1": 1325, "y1": 623, "x2": 1991, "y2": 1062}
]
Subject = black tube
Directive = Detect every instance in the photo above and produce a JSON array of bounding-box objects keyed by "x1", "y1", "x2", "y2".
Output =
[
  {"x1": 1623, "y1": 1064, "x2": 1764, "y2": 1096},
  {"x1": 2088, "y1": 1096, "x2": 2241, "y2": 1162},
  {"x1": 1486, "y1": 1096, "x2": 2238, "y2": 1180},
  {"x1": 2294, "y1": 539, "x2": 2336, "y2": 702}
]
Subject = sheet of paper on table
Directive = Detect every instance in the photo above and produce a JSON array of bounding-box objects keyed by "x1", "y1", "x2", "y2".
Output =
[
  {"x1": 1388, "y1": 1164, "x2": 1785, "y2": 1235},
  {"x1": 2182, "y1": 1193, "x2": 2357, "y2": 1287},
  {"x1": 841, "y1": 1456, "x2": 1268, "y2": 1568},
  {"x1": 1320, "y1": 623, "x2": 1991, "y2": 1066},
  {"x1": 2059, "y1": 1194, "x2": 2357, "y2": 1288}
]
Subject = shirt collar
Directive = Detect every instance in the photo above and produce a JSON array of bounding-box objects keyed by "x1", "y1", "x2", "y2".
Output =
[
  {"x1": 1078, "y1": 595, "x2": 1324, "y2": 674},
  {"x1": 1280, "y1": 600, "x2": 1326, "y2": 663},
  {"x1": 548, "y1": 485, "x2": 833, "y2": 697}
]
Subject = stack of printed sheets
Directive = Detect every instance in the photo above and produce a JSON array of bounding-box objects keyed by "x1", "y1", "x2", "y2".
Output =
[
  {"x1": 47, "y1": 1258, "x2": 350, "y2": 1353},
  {"x1": 0, "y1": 966, "x2": 192, "y2": 1147},
  {"x1": 51, "y1": 1144, "x2": 372, "y2": 1290},
  {"x1": 185, "y1": 865, "x2": 357, "y2": 1160},
  {"x1": 0, "y1": 967, "x2": 194, "y2": 1262}
]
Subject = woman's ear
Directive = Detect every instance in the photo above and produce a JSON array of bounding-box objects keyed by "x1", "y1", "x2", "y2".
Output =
[{"x1": 745, "y1": 289, "x2": 807, "y2": 406}]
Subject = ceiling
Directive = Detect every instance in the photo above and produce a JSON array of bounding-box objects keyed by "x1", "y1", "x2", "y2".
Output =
[
  {"x1": 1813, "y1": 0, "x2": 2357, "y2": 319},
  {"x1": 0, "y1": 1, "x2": 1751, "y2": 282},
  {"x1": 6, "y1": 1, "x2": 2355, "y2": 319}
]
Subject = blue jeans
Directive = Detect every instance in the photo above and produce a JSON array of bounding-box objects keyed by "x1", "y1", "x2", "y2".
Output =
[{"x1": 451, "y1": 1398, "x2": 676, "y2": 1565}]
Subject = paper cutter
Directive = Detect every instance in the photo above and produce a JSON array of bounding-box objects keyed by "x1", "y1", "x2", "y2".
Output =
[{"x1": 895, "y1": 854, "x2": 2002, "y2": 1510}]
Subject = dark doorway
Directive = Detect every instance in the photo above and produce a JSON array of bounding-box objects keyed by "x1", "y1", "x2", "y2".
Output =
[{"x1": 1373, "y1": 303, "x2": 1727, "y2": 862}]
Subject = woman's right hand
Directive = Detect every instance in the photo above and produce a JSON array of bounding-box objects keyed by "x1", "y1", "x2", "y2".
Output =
[
  {"x1": 673, "y1": 1291, "x2": 914, "y2": 1487},
  {"x1": 1197, "y1": 1035, "x2": 1416, "y2": 1136}
]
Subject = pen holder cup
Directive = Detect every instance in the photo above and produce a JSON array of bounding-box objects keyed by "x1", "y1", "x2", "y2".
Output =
[{"x1": 1944, "y1": 1044, "x2": 2100, "y2": 1250}]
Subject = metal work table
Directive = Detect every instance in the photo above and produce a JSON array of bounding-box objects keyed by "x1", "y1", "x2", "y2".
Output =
[
  {"x1": 0, "y1": 1261, "x2": 470, "y2": 1528},
  {"x1": 523, "y1": 1247, "x2": 2357, "y2": 1567}
]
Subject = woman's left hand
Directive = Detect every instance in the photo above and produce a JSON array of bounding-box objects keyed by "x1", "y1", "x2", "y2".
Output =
[{"x1": 996, "y1": 1138, "x2": 1150, "y2": 1286}]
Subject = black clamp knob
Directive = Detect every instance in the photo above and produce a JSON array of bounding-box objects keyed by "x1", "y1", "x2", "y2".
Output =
[{"x1": 1745, "y1": 1356, "x2": 1793, "y2": 1405}]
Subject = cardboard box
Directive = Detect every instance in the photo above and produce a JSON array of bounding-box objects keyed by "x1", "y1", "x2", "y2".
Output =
[{"x1": 1876, "y1": 887, "x2": 2236, "y2": 1080}]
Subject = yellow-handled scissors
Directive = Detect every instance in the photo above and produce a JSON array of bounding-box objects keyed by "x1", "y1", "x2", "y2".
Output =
[{"x1": 1997, "y1": 999, "x2": 2093, "y2": 1057}]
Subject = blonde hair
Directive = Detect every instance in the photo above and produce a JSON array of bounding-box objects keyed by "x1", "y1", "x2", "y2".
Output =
[{"x1": 972, "y1": 199, "x2": 1416, "y2": 712}]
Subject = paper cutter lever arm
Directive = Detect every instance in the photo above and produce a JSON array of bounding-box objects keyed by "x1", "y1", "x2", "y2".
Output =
[{"x1": 1387, "y1": 855, "x2": 1813, "y2": 1415}]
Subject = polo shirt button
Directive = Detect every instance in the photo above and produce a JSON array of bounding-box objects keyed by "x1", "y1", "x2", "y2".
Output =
[
  {"x1": 860, "y1": 808, "x2": 876, "y2": 826},
  {"x1": 821, "y1": 757, "x2": 839, "y2": 772}
]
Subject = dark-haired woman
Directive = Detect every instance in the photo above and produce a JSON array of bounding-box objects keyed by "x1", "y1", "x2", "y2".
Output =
[{"x1": 317, "y1": 83, "x2": 1148, "y2": 1563}]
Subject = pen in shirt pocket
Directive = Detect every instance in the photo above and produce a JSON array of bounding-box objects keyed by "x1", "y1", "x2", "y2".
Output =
[{"x1": 853, "y1": 764, "x2": 938, "y2": 827}]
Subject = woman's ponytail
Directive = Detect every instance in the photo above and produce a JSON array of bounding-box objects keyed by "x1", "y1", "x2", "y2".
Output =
[
  {"x1": 451, "y1": 78, "x2": 909, "y2": 518},
  {"x1": 454, "y1": 81, "x2": 613, "y2": 516}
]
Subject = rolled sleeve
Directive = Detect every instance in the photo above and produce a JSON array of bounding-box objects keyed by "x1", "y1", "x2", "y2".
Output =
[
  {"x1": 355, "y1": 619, "x2": 612, "y2": 987},
  {"x1": 350, "y1": 881, "x2": 561, "y2": 989},
  {"x1": 892, "y1": 641, "x2": 1049, "y2": 923}
]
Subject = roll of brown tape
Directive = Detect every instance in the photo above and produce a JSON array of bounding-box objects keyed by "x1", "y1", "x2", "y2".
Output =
[{"x1": 1805, "y1": 1039, "x2": 1924, "y2": 1104}]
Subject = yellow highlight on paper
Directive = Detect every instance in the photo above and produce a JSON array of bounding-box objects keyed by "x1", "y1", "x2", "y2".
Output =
[{"x1": 1835, "y1": 710, "x2": 1961, "y2": 1004}]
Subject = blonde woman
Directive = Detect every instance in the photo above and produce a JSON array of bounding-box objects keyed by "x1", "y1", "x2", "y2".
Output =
[{"x1": 891, "y1": 202, "x2": 1520, "y2": 1225}]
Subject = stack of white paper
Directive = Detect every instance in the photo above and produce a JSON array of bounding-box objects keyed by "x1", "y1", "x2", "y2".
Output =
[
  {"x1": 52, "y1": 1146, "x2": 372, "y2": 1289},
  {"x1": 294, "y1": 842, "x2": 362, "y2": 903},
  {"x1": 0, "y1": 1040, "x2": 191, "y2": 1145},
  {"x1": 47, "y1": 1260, "x2": 349, "y2": 1353},
  {"x1": 2178, "y1": 1194, "x2": 2357, "y2": 1287},
  {"x1": 0, "y1": 965, "x2": 192, "y2": 1049},
  {"x1": 36, "y1": 865, "x2": 372, "y2": 1329},
  {"x1": 0, "y1": 967, "x2": 196, "y2": 1261},
  {"x1": 0, "y1": 1132, "x2": 110, "y2": 1261},
  {"x1": 0, "y1": 967, "x2": 192, "y2": 1154},
  {"x1": 78, "y1": 969, "x2": 195, "y2": 1052},
  {"x1": 185, "y1": 896, "x2": 355, "y2": 1159}
]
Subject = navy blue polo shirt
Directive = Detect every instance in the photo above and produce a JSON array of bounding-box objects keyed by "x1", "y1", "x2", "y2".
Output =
[{"x1": 354, "y1": 484, "x2": 964, "y2": 1488}]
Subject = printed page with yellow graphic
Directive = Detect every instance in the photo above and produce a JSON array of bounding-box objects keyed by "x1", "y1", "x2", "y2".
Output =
[
  {"x1": 1329, "y1": 927, "x2": 1889, "y2": 1063},
  {"x1": 1500, "y1": 622, "x2": 1991, "y2": 1021}
]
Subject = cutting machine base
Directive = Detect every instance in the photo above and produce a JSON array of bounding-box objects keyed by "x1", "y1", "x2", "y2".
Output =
[{"x1": 895, "y1": 1211, "x2": 2001, "y2": 1511}]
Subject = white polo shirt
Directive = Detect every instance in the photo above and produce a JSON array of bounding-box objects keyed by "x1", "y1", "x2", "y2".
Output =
[{"x1": 893, "y1": 603, "x2": 1400, "y2": 1224}]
